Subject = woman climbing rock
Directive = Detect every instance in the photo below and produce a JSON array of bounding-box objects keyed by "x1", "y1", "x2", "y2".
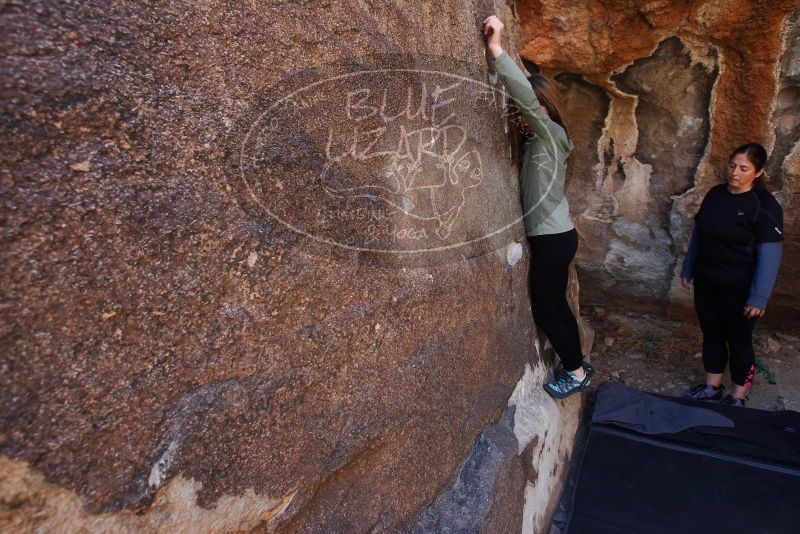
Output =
[
  {"x1": 483, "y1": 15, "x2": 593, "y2": 399},
  {"x1": 682, "y1": 143, "x2": 784, "y2": 407}
]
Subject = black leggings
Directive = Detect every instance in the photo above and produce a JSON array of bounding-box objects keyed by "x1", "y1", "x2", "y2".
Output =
[
  {"x1": 528, "y1": 229, "x2": 582, "y2": 372},
  {"x1": 694, "y1": 283, "x2": 756, "y2": 387}
]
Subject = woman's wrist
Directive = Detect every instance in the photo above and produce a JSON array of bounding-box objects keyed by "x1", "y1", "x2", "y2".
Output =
[{"x1": 489, "y1": 44, "x2": 504, "y2": 59}]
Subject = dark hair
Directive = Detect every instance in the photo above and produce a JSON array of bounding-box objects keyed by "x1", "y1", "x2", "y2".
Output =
[
  {"x1": 730, "y1": 143, "x2": 768, "y2": 189},
  {"x1": 528, "y1": 73, "x2": 570, "y2": 140}
]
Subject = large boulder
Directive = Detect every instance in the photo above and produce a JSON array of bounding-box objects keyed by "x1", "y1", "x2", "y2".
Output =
[{"x1": 1, "y1": 1, "x2": 587, "y2": 532}]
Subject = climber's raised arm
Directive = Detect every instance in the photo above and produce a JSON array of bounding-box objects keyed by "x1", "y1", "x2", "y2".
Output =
[{"x1": 482, "y1": 15, "x2": 553, "y2": 141}]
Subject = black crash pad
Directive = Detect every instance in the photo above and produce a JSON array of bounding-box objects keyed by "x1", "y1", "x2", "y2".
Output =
[{"x1": 565, "y1": 383, "x2": 800, "y2": 534}]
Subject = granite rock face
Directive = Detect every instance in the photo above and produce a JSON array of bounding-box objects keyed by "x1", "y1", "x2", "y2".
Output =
[
  {"x1": 516, "y1": 0, "x2": 800, "y2": 323},
  {"x1": 1, "y1": 1, "x2": 586, "y2": 532}
]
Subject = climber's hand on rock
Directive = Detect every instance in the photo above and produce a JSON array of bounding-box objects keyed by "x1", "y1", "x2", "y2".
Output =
[
  {"x1": 743, "y1": 305, "x2": 765, "y2": 319},
  {"x1": 483, "y1": 15, "x2": 504, "y2": 58},
  {"x1": 681, "y1": 277, "x2": 693, "y2": 290}
]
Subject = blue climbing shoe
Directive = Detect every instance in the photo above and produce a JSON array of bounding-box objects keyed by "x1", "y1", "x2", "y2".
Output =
[
  {"x1": 687, "y1": 383, "x2": 724, "y2": 401},
  {"x1": 720, "y1": 394, "x2": 746, "y2": 407},
  {"x1": 544, "y1": 369, "x2": 591, "y2": 399}
]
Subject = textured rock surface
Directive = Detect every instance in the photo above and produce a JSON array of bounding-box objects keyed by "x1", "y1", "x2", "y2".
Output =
[
  {"x1": 405, "y1": 364, "x2": 586, "y2": 534},
  {"x1": 769, "y1": 5, "x2": 800, "y2": 324},
  {"x1": 1, "y1": 1, "x2": 586, "y2": 532},
  {"x1": 516, "y1": 0, "x2": 800, "y2": 323}
]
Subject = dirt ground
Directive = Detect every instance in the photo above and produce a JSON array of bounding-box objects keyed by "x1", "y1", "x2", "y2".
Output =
[{"x1": 585, "y1": 306, "x2": 800, "y2": 411}]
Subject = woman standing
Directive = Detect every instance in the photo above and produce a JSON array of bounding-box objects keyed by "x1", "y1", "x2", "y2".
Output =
[
  {"x1": 483, "y1": 15, "x2": 592, "y2": 399},
  {"x1": 682, "y1": 143, "x2": 784, "y2": 407}
]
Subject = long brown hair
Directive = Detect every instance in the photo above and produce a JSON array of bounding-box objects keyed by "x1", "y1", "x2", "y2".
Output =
[{"x1": 528, "y1": 73, "x2": 570, "y2": 140}]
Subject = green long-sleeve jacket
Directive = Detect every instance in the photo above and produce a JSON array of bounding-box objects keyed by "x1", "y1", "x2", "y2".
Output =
[{"x1": 492, "y1": 52, "x2": 574, "y2": 236}]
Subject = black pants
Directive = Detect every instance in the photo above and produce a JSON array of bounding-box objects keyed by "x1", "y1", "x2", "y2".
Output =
[
  {"x1": 694, "y1": 282, "x2": 756, "y2": 387},
  {"x1": 528, "y1": 229, "x2": 582, "y2": 372}
]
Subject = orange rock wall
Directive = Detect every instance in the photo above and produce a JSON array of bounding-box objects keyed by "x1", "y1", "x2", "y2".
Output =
[{"x1": 515, "y1": 0, "x2": 800, "y2": 323}]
